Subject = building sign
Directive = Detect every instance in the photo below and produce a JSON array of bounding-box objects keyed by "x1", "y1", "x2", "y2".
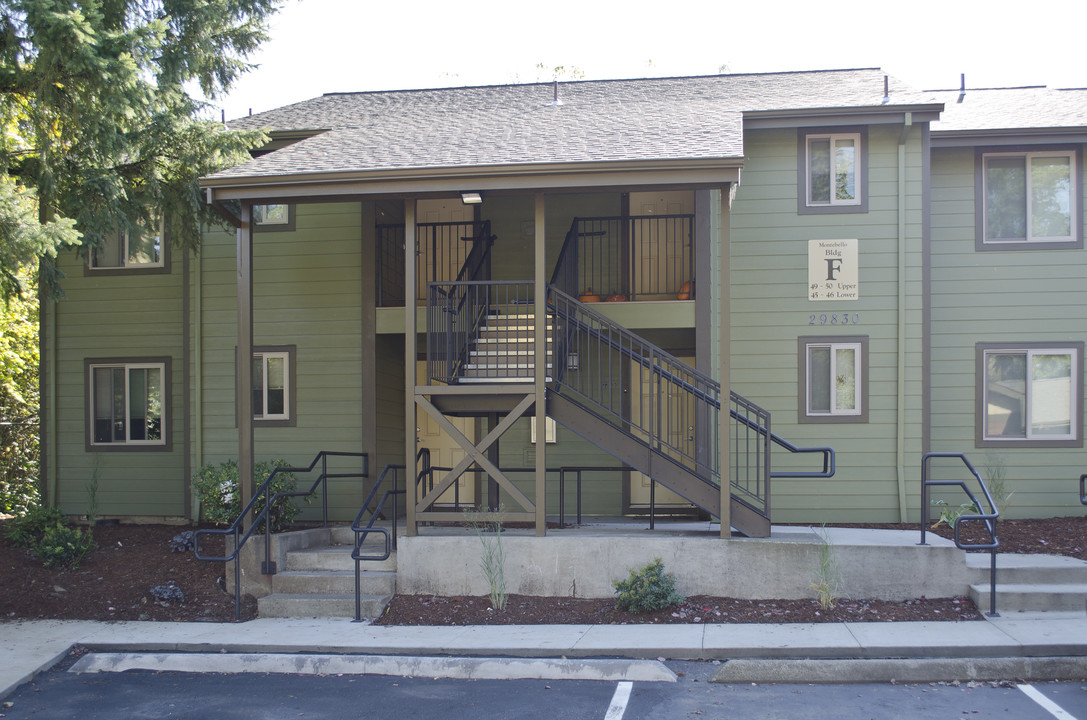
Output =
[{"x1": 808, "y1": 239, "x2": 859, "y2": 301}]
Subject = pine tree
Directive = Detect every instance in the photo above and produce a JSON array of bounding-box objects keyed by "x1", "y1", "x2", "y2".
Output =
[{"x1": 0, "y1": 0, "x2": 281, "y2": 298}]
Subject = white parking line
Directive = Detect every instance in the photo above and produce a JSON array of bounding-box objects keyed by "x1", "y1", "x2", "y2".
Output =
[
  {"x1": 1018, "y1": 684, "x2": 1079, "y2": 720},
  {"x1": 604, "y1": 681, "x2": 633, "y2": 720}
]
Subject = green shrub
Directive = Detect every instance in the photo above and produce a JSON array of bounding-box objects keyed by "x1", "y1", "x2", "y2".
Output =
[
  {"x1": 35, "y1": 524, "x2": 96, "y2": 570},
  {"x1": 192, "y1": 459, "x2": 302, "y2": 533},
  {"x1": 614, "y1": 558, "x2": 685, "y2": 612},
  {"x1": 3, "y1": 504, "x2": 65, "y2": 548}
]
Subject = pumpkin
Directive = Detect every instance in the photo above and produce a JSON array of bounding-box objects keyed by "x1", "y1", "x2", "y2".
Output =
[
  {"x1": 578, "y1": 289, "x2": 600, "y2": 303},
  {"x1": 676, "y1": 281, "x2": 693, "y2": 300},
  {"x1": 605, "y1": 294, "x2": 627, "y2": 302}
]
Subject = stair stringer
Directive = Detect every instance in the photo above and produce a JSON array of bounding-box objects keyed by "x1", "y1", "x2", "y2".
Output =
[{"x1": 548, "y1": 391, "x2": 770, "y2": 538}]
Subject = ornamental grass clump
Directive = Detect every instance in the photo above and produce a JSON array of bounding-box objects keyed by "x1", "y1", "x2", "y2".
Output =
[{"x1": 613, "y1": 558, "x2": 685, "y2": 612}]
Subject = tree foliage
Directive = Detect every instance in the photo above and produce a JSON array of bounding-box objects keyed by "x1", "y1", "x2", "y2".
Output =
[
  {"x1": 0, "y1": 276, "x2": 38, "y2": 513},
  {"x1": 0, "y1": 0, "x2": 280, "y2": 299}
]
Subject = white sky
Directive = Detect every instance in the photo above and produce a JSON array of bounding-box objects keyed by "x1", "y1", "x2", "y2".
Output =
[{"x1": 214, "y1": 0, "x2": 1086, "y2": 121}]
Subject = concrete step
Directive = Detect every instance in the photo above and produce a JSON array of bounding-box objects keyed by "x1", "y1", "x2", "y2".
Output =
[
  {"x1": 965, "y1": 553, "x2": 1087, "y2": 583},
  {"x1": 970, "y1": 582, "x2": 1087, "y2": 613},
  {"x1": 257, "y1": 592, "x2": 391, "y2": 619},
  {"x1": 271, "y1": 569, "x2": 395, "y2": 596},
  {"x1": 284, "y1": 547, "x2": 396, "y2": 572}
]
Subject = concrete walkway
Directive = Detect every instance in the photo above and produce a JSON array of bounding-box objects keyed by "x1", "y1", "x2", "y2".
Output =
[{"x1": 2, "y1": 611, "x2": 1085, "y2": 697}]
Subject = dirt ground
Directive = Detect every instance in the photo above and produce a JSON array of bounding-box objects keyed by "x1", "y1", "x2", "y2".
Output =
[{"x1": 0, "y1": 516, "x2": 1083, "y2": 625}]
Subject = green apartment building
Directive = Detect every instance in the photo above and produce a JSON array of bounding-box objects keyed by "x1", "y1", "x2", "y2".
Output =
[{"x1": 39, "y1": 69, "x2": 1087, "y2": 536}]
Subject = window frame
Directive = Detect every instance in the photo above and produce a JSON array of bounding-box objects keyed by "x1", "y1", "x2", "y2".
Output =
[
  {"x1": 975, "y1": 341, "x2": 1083, "y2": 448},
  {"x1": 253, "y1": 204, "x2": 295, "y2": 232},
  {"x1": 237, "y1": 345, "x2": 297, "y2": 428},
  {"x1": 975, "y1": 145, "x2": 1083, "y2": 251},
  {"x1": 87, "y1": 217, "x2": 170, "y2": 275},
  {"x1": 85, "y1": 357, "x2": 171, "y2": 451},
  {"x1": 798, "y1": 335, "x2": 869, "y2": 424},
  {"x1": 797, "y1": 127, "x2": 868, "y2": 215}
]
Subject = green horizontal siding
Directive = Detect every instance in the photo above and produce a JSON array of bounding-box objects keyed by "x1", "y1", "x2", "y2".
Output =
[
  {"x1": 929, "y1": 145, "x2": 1087, "y2": 518},
  {"x1": 51, "y1": 249, "x2": 186, "y2": 517},
  {"x1": 196, "y1": 202, "x2": 367, "y2": 522},
  {"x1": 729, "y1": 124, "x2": 926, "y2": 524}
]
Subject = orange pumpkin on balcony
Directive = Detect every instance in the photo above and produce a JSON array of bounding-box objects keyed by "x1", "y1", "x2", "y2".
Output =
[
  {"x1": 578, "y1": 289, "x2": 600, "y2": 303},
  {"x1": 676, "y1": 281, "x2": 693, "y2": 300},
  {"x1": 605, "y1": 294, "x2": 627, "y2": 302}
]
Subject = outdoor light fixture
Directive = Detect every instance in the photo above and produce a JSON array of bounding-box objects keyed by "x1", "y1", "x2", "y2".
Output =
[{"x1": 461, "y1": 191, "x2": 482, "y2": 205}]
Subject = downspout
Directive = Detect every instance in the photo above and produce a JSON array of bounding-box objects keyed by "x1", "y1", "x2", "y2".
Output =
[
  {"x1": 896, "y1": 113, "x2": 912, "y2": 522},
  {"x1": 44, "y1": 291, "x2": 57, "y2": 507},
  {"x1": 193, "y1": 245, "x2": 203, "y2": 519}
]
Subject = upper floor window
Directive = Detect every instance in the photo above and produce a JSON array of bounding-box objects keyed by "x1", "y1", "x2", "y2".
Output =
[
  {"x1": 798, "y1": 336, "x2": 868, "y2": 423},
  {"x1": 978, "y1": 148, "x2": 1081, "y2": 250},
  {"x1": 238, "y1": 345, "x2": 296, "y2": 427},
  {"x1": 90, "y1": 217, "x2": 165, "y2": 271},
  {"x1": 87, "y1": 359, "x2": 170, "y2": 449},
  {"x1": 798, "y1": 129, "x2": 868, "y2": 215},
  {"x1": 254, "y1": 204, "x2": 294, "y2": 232},
  {"x1": 977, "y1": 342, "x2": 1082, "y2": 447},
  {"x1": 253, "y1": 350, "x2": 290, "y2": 422}
]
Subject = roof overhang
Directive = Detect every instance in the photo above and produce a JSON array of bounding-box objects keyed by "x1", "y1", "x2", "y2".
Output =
[
  {"x1": 201, "y1": 157, "x2": 743, "y2": 202},
  {"x1": 743, "y1": 105, "x2": 942, "y2": 129},
  {"x1": 931, "y1": 128, "x2": 1087, "y2": 148}
]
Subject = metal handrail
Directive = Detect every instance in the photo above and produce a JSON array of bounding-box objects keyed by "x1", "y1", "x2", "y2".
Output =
[
  {"x1": 729, "y1": 407, "x2": 836, "y2": 479},
  {"x1": 376, "y1": 220, "x2": 494, "y2": 306},
  {"x1": 549, "y1": 214, "x2": 695, "y2": 300},
  {"x1": 351, "y1": 462, "x2": 406, "y2": 621},
  {"x1": 194, "y1": 450, "x2": 368, "y2": 620},
  {"x1": 918, "y1": 451, "x2": 1000, "y2": 617}
]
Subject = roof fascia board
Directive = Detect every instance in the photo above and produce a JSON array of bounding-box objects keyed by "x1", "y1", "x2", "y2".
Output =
[
  {"x1": 744, "y1": 107, "x2": 941, "y2": 129},
  {"x1": 931, "y1": 129, "x2": 1087, "y2": 147},
  {"x1": 201, "y1": 160, "x2": 742, "y2": 199}
]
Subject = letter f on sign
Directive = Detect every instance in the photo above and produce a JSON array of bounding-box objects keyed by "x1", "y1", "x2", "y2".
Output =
[{"x1": 825, "y1": 258, "x2": 843, "y2": 280}]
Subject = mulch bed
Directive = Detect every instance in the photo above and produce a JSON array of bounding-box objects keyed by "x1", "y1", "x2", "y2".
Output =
[{"x1": 0, "y1": 516, "x2": 1082, "y2": 625}]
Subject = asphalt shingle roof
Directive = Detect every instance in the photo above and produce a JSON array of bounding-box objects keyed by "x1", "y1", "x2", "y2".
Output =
[
  {"x1": 209, "y1": 69, "x2": 937, "y2": 181},
  {"x1": 929, "y1": 86, "x2": 1087, "y2": 134}
]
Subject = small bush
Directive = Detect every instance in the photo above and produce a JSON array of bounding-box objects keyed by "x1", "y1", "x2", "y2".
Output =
[
  {"x1": 3, "y1": 504, "x2": 65, "y2": 548},
  {"x1": 614, "y1": 558, "x2": 685, "y2": 612},
  {"x1": 35, "y1": 524, "x2": 97, "y2": 570},
  {"x1": 192, "y1": 459, "x2": 302, "y2": 533}
]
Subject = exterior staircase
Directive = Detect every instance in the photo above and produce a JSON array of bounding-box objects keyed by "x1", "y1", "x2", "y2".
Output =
[
  {"x1": 967, "y1": 552, "x2": 1087, "y2": 614},
  {"x1": 458, "y1": 311, "x2": 552, "y2": 382},
  {"x1": 257, "y1": 526, "x2": 395, "y2": 619}
]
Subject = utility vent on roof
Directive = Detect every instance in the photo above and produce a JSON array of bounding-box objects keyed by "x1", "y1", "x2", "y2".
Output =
[
  {"x1": 958, "y1": 73, "x2": 966, "y2": 103},
  {"x1": 549, "y1": 80, "x2": 563, "y2": 107}
]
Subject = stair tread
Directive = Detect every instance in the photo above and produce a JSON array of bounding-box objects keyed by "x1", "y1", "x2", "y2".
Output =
[
  {"x1": 970, "y1": 582, "x2": 1087, "y2": 592},
  {"x1": 965, "y1": 553, "x2": 1087, "y2": 569}
]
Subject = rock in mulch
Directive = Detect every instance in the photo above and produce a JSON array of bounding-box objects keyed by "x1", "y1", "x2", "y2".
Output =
[
  {"x1": 149, "y1": 581, "x2": 185, "y2": 604},
  {"x1": 169, "y1": 531, "x2": 196, "y2": 553}
]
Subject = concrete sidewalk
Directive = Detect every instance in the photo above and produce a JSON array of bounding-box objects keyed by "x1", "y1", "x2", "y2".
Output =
[{"x1": 2, "y1": 611, "x2": 1085, "y2": 696}]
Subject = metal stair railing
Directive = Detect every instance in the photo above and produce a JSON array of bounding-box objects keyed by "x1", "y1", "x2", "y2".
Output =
[
  {"x1": 548, "y1": 285, "x2": 836, "y2": 522},
  {"x1": 918, "y1": 451, "x2": 1000, "y2": 617},
  {"x1": 351, "y1": 449, "x2": 432, "y2": 621},
  {"x1": 550, "y1": 215, "x2": 695, "y2": 301},
  {"x1": 377, "y1": 220, "x2": 495, "y2": 307},
  {"x1": 427, "y1": 281, "x2": 532, "y2": 385},
  {"x1": 194, "y1": 450, "x2": 368, "y2": 620},
  {"x1": 1080, "y1": 473, "x2": 1087, "y2": 505}
]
